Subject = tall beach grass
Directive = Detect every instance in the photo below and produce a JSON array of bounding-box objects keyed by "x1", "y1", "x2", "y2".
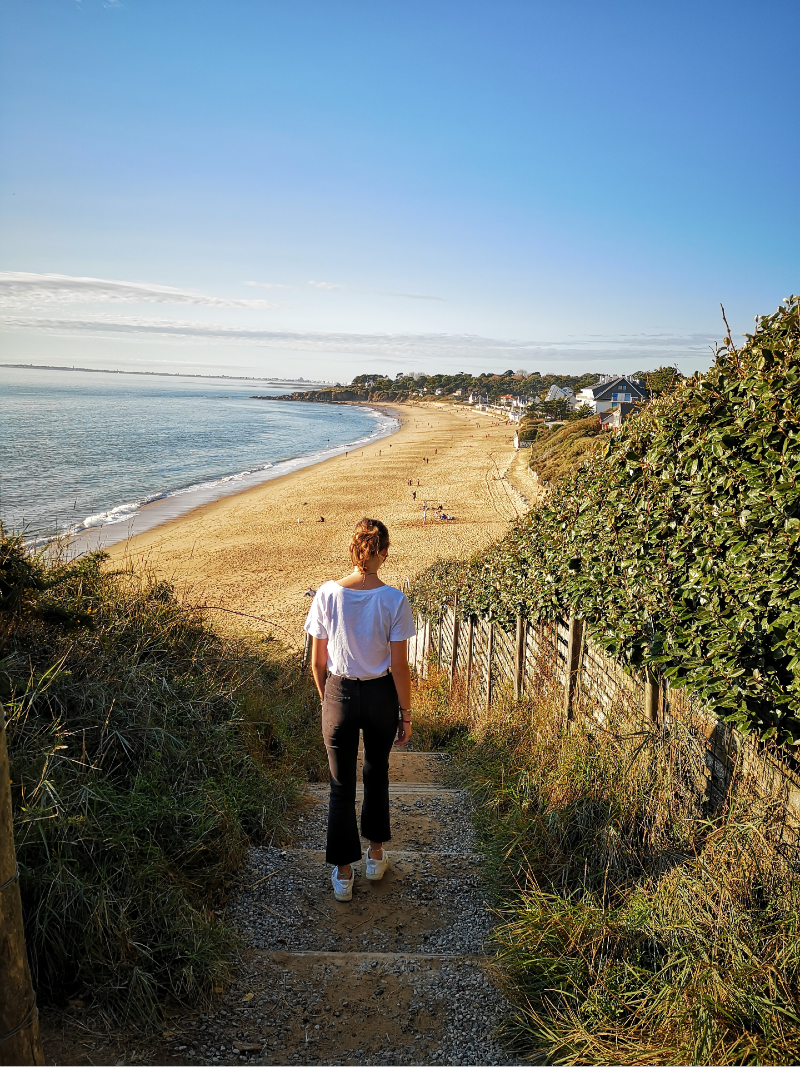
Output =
[
  {"x1": 411, "y1": 654, "x2": 800, "y2": 1064},
  {"x1": 1, "y1": 526, "x2": 326, "y2": 1026}
]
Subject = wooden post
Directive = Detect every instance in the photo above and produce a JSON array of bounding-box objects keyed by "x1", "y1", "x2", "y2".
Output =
[
  {"x1": 449, "y1": 598, "x2": 461, "y2": 690},
  {"x1": 465, "y1": 615, "x2": 475, "y2": 711},
  {"x1": 644, "y1": 671, "x2": 660, "y2": 725},
  {"x1": 437, "y1": 614, "x2": 444, "y2": 670},
  {"x1": 0, "y1": 708, "x2": 45, "y2": 1067},
  {"x1": 564, "y1": 616, "x2": 584, "y2": 722},
  {"x1": 485, "y1": 618, "x2": 494, "y2": 711},
  {"x1": 513, "y1": 613, "x2": 525, "y2": 700},
  {"x1": 302, "y1": 631, "x2": 312, "y2": 670}
]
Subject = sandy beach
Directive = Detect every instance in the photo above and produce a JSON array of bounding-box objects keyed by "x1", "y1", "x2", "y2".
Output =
[{"x1": 108, "y1": 402, "x2": 534, "y2": 646}]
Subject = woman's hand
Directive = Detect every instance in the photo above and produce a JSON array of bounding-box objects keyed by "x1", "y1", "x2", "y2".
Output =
[{"x1": 394, "y1": 715, "x2": 412, "y2": 747}]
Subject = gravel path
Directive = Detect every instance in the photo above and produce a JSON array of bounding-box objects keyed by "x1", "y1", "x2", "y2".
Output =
[{"x1": 211, "y1": 750, "x2": 520, "y2": 1064}]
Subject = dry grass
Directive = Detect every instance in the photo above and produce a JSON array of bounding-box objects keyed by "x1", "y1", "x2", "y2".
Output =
[
  {"x1": 2, "y1": 528, "x2": 326, "y2": 1026},
  {"x1": 525, "y1": 417, "x2": 603, "y2": 484},
  {"x1": 411, "y1": 649, "x2": 800, "y2": 1065}
]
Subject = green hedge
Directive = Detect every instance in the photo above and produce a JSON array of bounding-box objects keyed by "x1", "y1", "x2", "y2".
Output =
[{"x1": 409, "y1": 297, "x2": 800, "y2": 745}]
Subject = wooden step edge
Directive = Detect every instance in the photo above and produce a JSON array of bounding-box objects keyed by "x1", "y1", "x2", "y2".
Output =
[
  {"x1": 246, "y1": 950, "x2": 495, "y2": 962},
  {"x1": 254, "y1": 848, "x2": 483, "y2": 860},
  {"x1": 303, "y1": 785, "x2": 465, "y2": 795}
]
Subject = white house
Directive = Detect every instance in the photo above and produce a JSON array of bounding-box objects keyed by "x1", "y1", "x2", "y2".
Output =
[
  {"x1": 576, "y1": 376, "x2": 648, "y2": 414},
  {"x1": 543, "y1": 384, "x2": 577, "y2": 409}
]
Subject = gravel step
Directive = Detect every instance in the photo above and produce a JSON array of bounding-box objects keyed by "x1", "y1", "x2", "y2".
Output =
[
  {"x1": 228, "y1": 849, "x2": 491, "y2": 956},
  {"x1": 213, "y1": 753, "x2": 518, "y2": 1065},
  {"x1": 305, "y1": 784, "x2": 465, "y2": 796},
  {"x1": 185, "y1": 949, "x2": 516, "y2": 1066},
  {"x1": 292, "y1": 789, "x2": 477, "y2": 853},
  {"x1": 357, "y1": 749, "x2": 452, "y2": 785}
]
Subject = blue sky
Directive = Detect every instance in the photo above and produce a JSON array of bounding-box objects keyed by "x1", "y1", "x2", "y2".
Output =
[{"x1": 0, "y1": 0, "x2": 797, "y2": 380}]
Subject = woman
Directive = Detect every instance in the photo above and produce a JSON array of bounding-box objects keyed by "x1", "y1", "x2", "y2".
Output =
[{"x1": 304, "y1": 518, "x2": 415, "y2": 901}]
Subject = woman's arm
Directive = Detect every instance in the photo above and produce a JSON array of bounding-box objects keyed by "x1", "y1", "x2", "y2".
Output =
[
  {"x1": 390, "y1": 639, "x2": 413, "y2": 746},
  {"x1": 312, "y1": 636, "x2": 328, "y2": 701}
]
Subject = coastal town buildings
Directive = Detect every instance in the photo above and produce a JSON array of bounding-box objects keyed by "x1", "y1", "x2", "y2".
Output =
[
  {"x1": 600, "y1": 401, "x2": 642, "y2": 431},
  {"x1": 575, "y1": 375, "x2": 649, "y2": 414}
]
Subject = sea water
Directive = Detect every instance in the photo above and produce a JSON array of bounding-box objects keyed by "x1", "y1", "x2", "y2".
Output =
[{"x1": 0, "y1": 366, "x2": 396, "y2": 545}]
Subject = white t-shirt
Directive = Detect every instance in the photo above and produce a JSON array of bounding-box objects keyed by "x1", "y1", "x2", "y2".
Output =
[{"x1": 304, "y1": 580, "x2": 416, "y2": 679}]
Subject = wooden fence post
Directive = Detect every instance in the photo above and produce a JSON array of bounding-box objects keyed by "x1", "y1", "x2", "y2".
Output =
[
  {"x1": 0, "y1": 707, "x2": 45, "y2": 1066},
  {"x1": 514, "y1": 613, "x2": 525, "y2": 700},
  {"x1": 644, "y1": 670, "x2": 660, "y2": 725},
  {"x1": 465, "y1": 615, "x2": 475, "y2": 711},
  {"x1": 486, "y1": 617, "x2": 494, "y2": 711},
  {"x1": 450, "y1": 597, "x2": 461, "y2": 690},
  {"x1": 437, "y1": 614, "x2": 444, "y2": 670},
  {"x1": 564, "y1": 616, "x2": 584, "y2": 722}
]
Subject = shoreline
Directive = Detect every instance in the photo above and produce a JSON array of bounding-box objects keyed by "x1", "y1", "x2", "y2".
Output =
[
  {"x1": 106, "y1": 402, "x2": 526, "y2": 644},
  {"x1": 62, "y1": 404, "x2": 399, "y2": 556}
]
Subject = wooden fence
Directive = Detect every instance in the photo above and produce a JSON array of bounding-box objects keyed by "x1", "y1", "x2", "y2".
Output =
[{"x1": 407, "y1": 602, "x2": 800, "y2": 835}]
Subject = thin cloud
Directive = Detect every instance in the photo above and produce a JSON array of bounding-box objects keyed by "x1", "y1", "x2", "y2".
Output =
[
  {"x1": 243, "y1": 281, "x2": 288, "y2": 289},
  {"x1": 0, "y1": 313, "x2": 718, "y2": 363},
  {"x1": 0, "y1": 272, "x2": 280, "y2": 309},
  {"x1": 308, "y1": 280, "x2": 343, "y2": 290},
  {"x1": 377, "y1": 291, "x2": 445, "y2": 302}
]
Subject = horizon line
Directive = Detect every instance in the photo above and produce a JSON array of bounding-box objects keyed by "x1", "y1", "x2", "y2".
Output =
[{"x1": 0, "y1": 363, "x2": 330, "y2": 385}]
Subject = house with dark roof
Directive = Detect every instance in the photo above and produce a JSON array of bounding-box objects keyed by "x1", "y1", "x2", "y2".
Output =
[
  {"x1": 600, "y1": 401, "x2": 642, "y2": 431},
  {"x1": 576, "y1": 376, "x2": 649, "y2": 414}
]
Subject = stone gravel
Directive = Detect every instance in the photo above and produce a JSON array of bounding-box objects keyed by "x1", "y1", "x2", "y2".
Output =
[{"x1": 139, "y1": 752, "x2": 521, "y2": 1066}]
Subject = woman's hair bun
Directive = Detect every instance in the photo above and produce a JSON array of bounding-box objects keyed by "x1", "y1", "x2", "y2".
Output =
[{"x1": 349, "y1": 518, "x2": 390, "y2": 573}]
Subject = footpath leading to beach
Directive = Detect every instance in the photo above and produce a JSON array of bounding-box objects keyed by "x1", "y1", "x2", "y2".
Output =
[
  {"x1": 197, "y1": 746, "x2": 515, "y2": 1065},
  {"x1": 108, "y1": 402, "x2": 532, "y2": 643},
  {"x1": 39, "y1": 402, "x2": 531, "y2": 1065}
]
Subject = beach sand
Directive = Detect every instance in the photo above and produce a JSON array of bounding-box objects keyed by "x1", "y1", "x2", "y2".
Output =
[{"x1": 107, "y1": 402, "x2": 533, "y2": 646}]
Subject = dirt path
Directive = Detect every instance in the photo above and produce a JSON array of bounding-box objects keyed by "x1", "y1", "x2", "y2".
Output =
[{"x1": 188, "y1": 747, "x2": 516, "y2": 1066}]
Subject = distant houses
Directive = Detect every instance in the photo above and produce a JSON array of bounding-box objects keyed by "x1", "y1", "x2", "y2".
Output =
[
  {"x1": 600, "y1": 401, "x2": 641, "y2": 431},
  {"x1": 575, "y1": 375, "x2": 649, "y2": 414},
  {"x1": 544, "y1": 384, "x2": 576, "y2": 409}
]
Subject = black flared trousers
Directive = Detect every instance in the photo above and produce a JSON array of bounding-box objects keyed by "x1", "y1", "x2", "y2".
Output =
[{"x1": 322, "y1": 673, "x2": 399, "y2": 866}]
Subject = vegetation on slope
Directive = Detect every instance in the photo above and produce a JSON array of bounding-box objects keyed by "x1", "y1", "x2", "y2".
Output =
[
  {"x1": 1, "y1": 530, "x2": 326, "y2": 1023},
  {"x1": 521, "y1": 415, "x2": 603, "y2": 484},
  {"x1": 412, "y1": 667, "x2": 800, "y2": 1065},
  {"x1": 409, "y1": 297, "x2": 800, "y2": 744}
]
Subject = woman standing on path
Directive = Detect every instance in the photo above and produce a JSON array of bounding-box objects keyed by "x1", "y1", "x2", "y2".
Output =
[{"x1": 304, "y1": 518, "x2": 415, "y2": 902}]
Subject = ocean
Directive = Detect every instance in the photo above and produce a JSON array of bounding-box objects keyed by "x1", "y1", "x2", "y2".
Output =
[{"x1": 0, "y1": 366, "x2": 396, "y2": 545}]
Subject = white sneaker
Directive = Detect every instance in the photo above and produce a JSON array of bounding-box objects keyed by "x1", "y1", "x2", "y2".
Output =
[
  {"x1": 365, "y1": 845, "x2": 389, "y2": 881},
  {"x1": 331, "y1": 866, "x2": 354, "y2": 901}
]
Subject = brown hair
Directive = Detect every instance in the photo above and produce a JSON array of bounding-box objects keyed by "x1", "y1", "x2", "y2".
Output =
[{"x1": 349, "y1": 517, "x2": 390, "y2": 573}]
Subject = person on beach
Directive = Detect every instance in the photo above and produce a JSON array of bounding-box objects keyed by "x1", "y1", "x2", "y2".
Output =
[{"x1": 304, "y1": 518, "x2": 415, "y2": 903}]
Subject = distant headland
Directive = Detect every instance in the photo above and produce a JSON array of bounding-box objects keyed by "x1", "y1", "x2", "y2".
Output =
[{"x1": 0, "y1": 363, "x2": 328, "y2": 386}]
